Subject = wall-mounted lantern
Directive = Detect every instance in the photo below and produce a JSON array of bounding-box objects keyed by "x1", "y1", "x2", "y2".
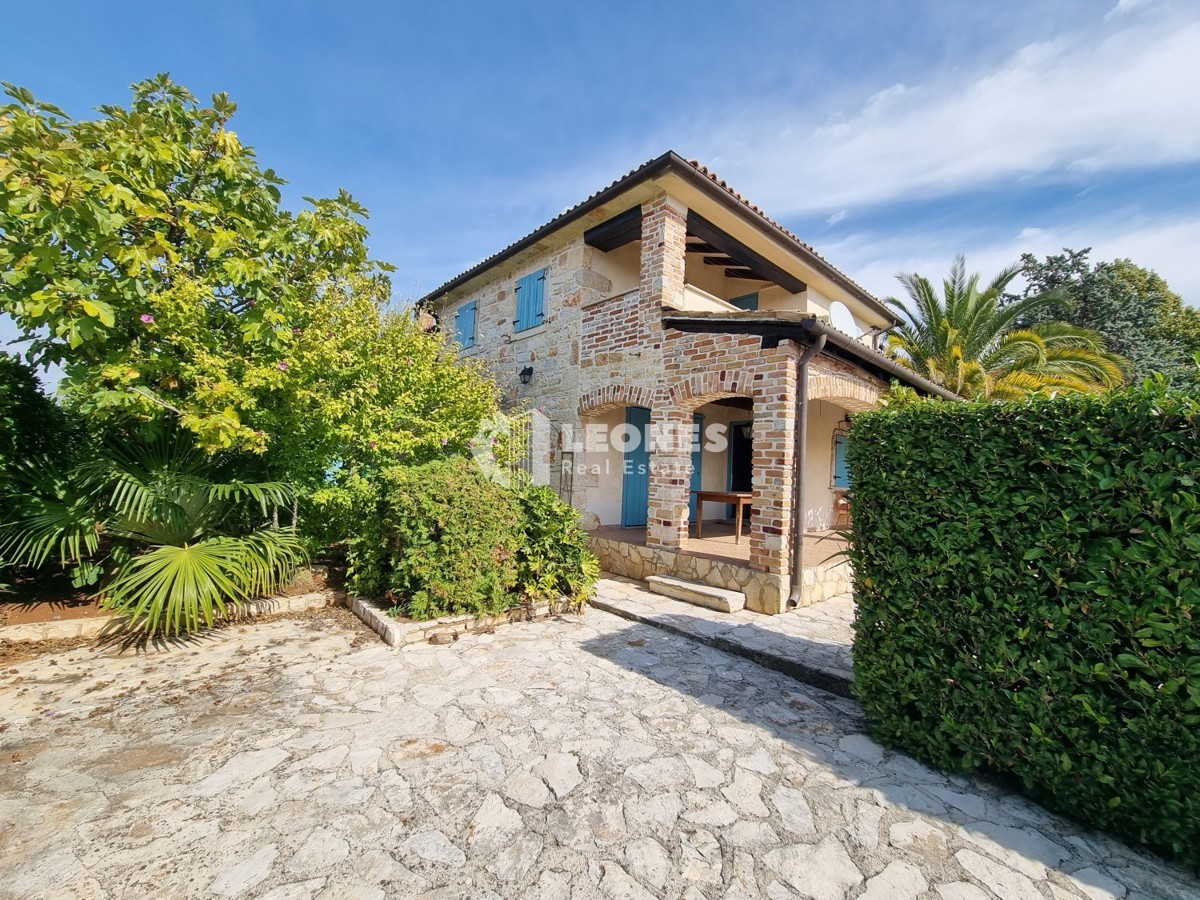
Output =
[{"x1": 519, "y1": 365, "x2": 534, "y2": 385}]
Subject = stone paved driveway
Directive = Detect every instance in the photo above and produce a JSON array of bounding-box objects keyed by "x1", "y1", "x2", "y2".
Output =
[{"x1": 0, "y1": 608, "x2": 1196, "y2": 900}]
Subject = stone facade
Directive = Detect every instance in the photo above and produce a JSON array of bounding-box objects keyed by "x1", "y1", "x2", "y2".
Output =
[{"x1": 432, "y1": 188, "x2": 885, "y2": 614}]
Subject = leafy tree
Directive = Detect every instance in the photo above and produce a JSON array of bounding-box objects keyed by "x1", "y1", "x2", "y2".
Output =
[
  {"x1": 0, "y1": 74, "x2": 381, "y2": 452},
  {"x1": 0, "y1": 434, "x2": 304, "y2": 634},
  {"x1": 885, "y1": 256, "x2": 1127, "y2": 400},
  {"x1": 0, "y1": 76, "x2": 500, "y2": 493},
  {"x1": 1012, "y1": 249, "x2": 1195, "y2": 385},
  {"x1": 254, "y1": 276, "x2": 500, "y2": 493}
]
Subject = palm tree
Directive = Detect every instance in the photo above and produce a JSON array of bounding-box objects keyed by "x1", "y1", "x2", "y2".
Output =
[
  {"x1": 0, "y1": 435, "x2": 305, "y2": 635},
  {"x1": 884, "y1": 256, "x2": 1127, "y2": 400}
]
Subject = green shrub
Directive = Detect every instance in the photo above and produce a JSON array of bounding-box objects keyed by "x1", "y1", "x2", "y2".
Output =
[
  {"x1": 516, "y1": 484, "x2": 599, "y2": 607},
  {"x1": 380, "y1": 458, "x2": 523, "y2": 620},
  {"x1": 848, "y1": 385, "x2": 1200, "y2": 864},
  {"x1": 349, "y1": 461, "x2": 599, "y2": 620}
]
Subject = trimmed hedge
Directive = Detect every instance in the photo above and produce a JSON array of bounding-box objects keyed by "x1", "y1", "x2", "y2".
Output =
[{"x1": 848, "y1": 386, "x2": 1200, "y2": 865}]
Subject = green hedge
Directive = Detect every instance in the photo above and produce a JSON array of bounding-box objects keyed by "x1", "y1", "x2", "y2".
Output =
[
  {"x1": 343, "y1": 458, "x2": 598, "y2": 620},
  {"x1": 847, "y1": 386, "x2": 1200, "y2": 865}
]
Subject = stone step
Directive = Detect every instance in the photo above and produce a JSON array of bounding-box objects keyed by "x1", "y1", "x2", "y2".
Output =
[{"x1": 645, "y1": 575, "x2": 746, "y2": 613}]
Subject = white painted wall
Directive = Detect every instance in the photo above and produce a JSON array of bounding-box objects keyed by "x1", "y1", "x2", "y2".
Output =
[
  {"x1": 579, "y1": 406, "x2": 628, "y2": 528},
  {"x1": 694, "y1": 402, "x2": 744, "y2": 497},
  {"x1": 589, "y1": 242, "x2": 640, "y2": 298},
  {"x1": 804, "y1": 399, "x2": 849, "y2": 530}
]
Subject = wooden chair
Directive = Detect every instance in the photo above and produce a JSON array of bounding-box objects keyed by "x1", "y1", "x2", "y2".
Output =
[{"x1": 833, "y1": 492, "x2": 852, "y2": 530}]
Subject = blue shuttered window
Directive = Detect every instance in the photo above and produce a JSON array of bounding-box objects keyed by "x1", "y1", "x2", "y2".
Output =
[
  {"x1": 453, "y1": 301, "x2": 477, "y2": 348},
  {"x1": 833, "y1": 433, "x2": 850, "y2": 489},
  {"x1": 514, "y1": 268, "x2": 547, "y2": 332},
  {"x1": 730, "y1": 292, "x2": 759, "y2": 311}
]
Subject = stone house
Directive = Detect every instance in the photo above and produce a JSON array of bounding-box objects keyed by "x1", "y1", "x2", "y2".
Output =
[{"x1": 420, "y1": 152, "x2": 954, "y2": 615}]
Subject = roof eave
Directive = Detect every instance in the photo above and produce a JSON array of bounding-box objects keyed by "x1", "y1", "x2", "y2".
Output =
[
  {"x1": 418, "y1": 152, "x2": 678, "y2": 305},
  {"x1": 661, "y1": 153, "x2": 900, "y2": 326},
  {"x1": 419, "y1": 153, "x2": 898, "y2": 327},
  {"x1": 661, "y1": 311, "x2": 961, "y2": 402}
]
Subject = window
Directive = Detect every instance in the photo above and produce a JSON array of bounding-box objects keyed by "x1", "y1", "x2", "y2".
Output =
[
  {"x1": 454, "y1": 300, "x2": 477, "y2": 348},
  {"x1": 833, "y1": 432, "x2": 850, "y2": 489},
  {"x1": 515, "y1": 268, "x2": 547, "y2": 332},
  {"x1": 730, "y1": 292, "x2": 759, "y2": 311}
]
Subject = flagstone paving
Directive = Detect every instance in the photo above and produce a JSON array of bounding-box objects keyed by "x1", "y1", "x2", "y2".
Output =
[
  {"x1": 592, "y1": 575, "x2": 856, "y2": 694},
  {"x1": 0, "y1": 607, "x2": 1196, "y2": 899}
]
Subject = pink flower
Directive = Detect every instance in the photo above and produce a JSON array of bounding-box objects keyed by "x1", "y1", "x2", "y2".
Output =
[
  {"x1": 369, "y1": 441, "x2": 377, "y2": 449},
  {"x1": 140, "y1": 314, "x2": 154, "y2": 324},
  {"x1": 278, "y1": 361, "x2": 289, "y2": 371},
  {"x1": 441, "y1": 438, "x2": 449, "y2": 446}
]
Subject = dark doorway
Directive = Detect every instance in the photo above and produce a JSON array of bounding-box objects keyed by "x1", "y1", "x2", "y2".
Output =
[{"x1": 728, "y1": 419, "x2": 753, "y2": 521}]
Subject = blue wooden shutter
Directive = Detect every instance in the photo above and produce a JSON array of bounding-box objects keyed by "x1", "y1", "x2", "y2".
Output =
[
  {"x1": 515, "y1": 268, "x2": 546, "y2": 332},
  {"x1": 833, "y1": 433, "x2": 850, "y2": 489},
  {"x1": 454, "y1": 301, "x2": 477, "y2": 348}
]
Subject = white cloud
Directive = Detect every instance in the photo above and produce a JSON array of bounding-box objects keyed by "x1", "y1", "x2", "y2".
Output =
[
  {"x1": 826, "y1": 209, "x2": 849, "y2": 227},
  {"x1": 821, "y1": 214, "x2": 1200, "y2": 305},
  {"x1": 697, "y1": 6, "x2": 1200, "y2": 215},
  {"x1": 1106, "y1": 0, "x2": 1156, "y2": 21}
]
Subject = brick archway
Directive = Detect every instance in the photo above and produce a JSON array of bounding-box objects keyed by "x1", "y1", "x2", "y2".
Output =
[
  {"x1": 577, "y1": 384, "x2": 656, "y2": 417},
  {"x1": 808, "y1": 371, "x2": 881, "y2": 412},
  {"x1": 667, "y1": 371, "x2": 755, "y2": 412}
]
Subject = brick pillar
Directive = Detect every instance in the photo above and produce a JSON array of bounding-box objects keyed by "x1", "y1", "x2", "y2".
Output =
[
  {"x1": 640, "y1": 193, "x2": 687, "y2": 311},
  {"x1": 645, "y1": 407, "x2": 691, "y2": 549},
  {"x1": 641, "y1": 192, "x2": 690, "y2": 549},
  {"x1": 748, "y1": 345, "x2": 799, "y2": 574}
]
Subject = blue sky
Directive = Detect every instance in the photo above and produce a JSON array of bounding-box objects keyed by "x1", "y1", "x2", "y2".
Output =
[{"x1": 5, "y1": 0, "x2": 1199, "y2": 342}]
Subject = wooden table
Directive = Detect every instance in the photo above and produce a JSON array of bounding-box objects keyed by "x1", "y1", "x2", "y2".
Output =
[{"x1": 691, "y1": 490, "x2": 753, "y2": 543}]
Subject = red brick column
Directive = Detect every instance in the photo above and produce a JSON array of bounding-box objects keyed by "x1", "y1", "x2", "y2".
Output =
[
  {"x1": 639, "y1": 193, "x2": 687, "y2": 311},
  {"x1": 645, "y1": 407, "x2": 692, "y2": 549},
  {"x1": 748, "y1": 346, "x2": 799, "y2": 574},
  {"x1": 640, "y1": 192, "x2": 690, "y2": 549}
]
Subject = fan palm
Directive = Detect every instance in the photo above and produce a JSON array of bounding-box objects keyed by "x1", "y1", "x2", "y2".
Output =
[
  {"x1": 0, "y1": 436, "x2": 305, "y2": 635},
  {"x1": 885, "y1": 256, "x2": 1127, "y2": 400}
]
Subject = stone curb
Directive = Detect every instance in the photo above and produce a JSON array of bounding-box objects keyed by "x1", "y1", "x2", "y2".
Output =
[
  {"x1": 590, "y1": 594, "x2": 856, "y2": 699},
  {"x1": 0, "y1": 591, "x2": 333, "y2": 644},
  {"x1": 350, "y1": 595, "x2": 579, "y2": 648}
]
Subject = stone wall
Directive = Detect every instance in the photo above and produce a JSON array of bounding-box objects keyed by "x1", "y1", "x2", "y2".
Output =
[
  {"x1": 589, "y1": 535, "x2": 851, "y2": 613},
  {"x1": 589, "y1": 535, "x2": 788, "y2": 615}
]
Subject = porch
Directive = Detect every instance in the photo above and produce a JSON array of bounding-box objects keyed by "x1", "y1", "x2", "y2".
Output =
[
  {"x1": 586, "y1": 522, "x2": 853, "y2": 616},
  {"x1": 575, "y1": 386, "x2": 859, "y2": 614},
  {"x1": 588, "y1": 522, "x2": 848, "y2": 570}
]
